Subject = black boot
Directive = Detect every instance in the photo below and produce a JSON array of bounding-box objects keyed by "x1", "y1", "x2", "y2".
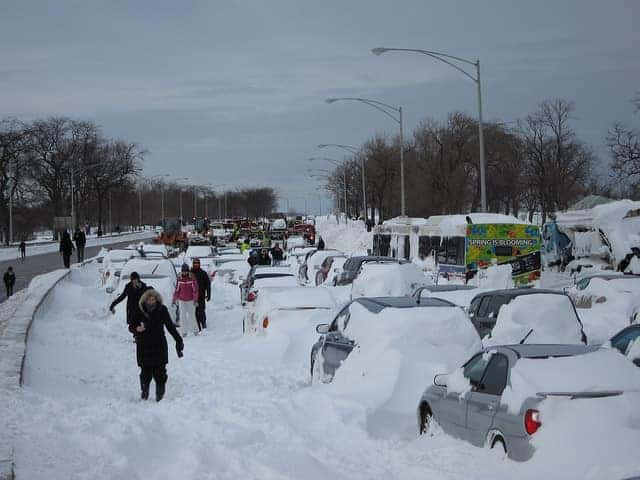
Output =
[
  {"x1": 140, "y1": 382, "x2": 150, "y2": 400},
  {"x1": 156, "y1": 382, "x2": 165, "y2": 402}
]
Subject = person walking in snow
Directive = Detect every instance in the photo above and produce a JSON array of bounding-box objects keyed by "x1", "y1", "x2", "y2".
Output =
[
  {"x1": 130, "y1": 289, "x2": 183, "y2": 401},
  {"x1": 59, "y1": 230, "x2": 74, "y2": 268},
  {"x1": 270, "y1": 243, "x2": 284, "y2": 265},
  {"x1": 317, "y1": 236, "x2": 325, "y2": 250},
  {"x1": 18, "y1": 240, "x2": 26, "y2": 260},
  {"x1": 258, "y1": 248, "x2": 271, "y2": 266},
  {"x1": 3, "y1": 266, "x2": 15, "y2": 298},
  {"x1": 191, "y1": 258, "x2": 211, "y2": 331},
  {"x1": 110, "y1": 272, "x2": 152, "y2": 330},
  {"x1": 173, "y1": 264, "x2": 199, "y2": 336},
  {"x1": 248, "y1": 249, "x2": 259, "y2": 267},
  {"x1": 73, "y1": 228, "x2": 87, "y2": 263}
]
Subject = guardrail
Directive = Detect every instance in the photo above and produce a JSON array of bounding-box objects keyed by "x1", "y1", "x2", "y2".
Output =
[{"x1": 0, "y1": 268, "x2": 72, "y2": 480}]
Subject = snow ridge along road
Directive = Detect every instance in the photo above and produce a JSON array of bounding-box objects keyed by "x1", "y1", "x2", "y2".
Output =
[{"x1": 0, "y1": 268, "x2": 71, "y2": 480}]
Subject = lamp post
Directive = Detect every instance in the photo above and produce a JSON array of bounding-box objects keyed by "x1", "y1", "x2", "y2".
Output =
[
  {"x1": 309, "y1": 157, "x2": 348, "y2": 216},
  {"x1": 372, "y1": 47, "x2": 487, "y2": 212},
  {"x1": 326, "y1": 97, "x2": 405, "y2": 216},
  {"x1": 8, "y1": 160, "x2": 14, "y2": 244},
  {"x1": 318, "y1": 143, "x2": 367, "y2": 219}
]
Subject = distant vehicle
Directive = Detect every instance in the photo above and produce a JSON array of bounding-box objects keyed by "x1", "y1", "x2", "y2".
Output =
[
  {"x1": 285, "y1": 235, "x2": 306, "y2": 251},
  {"x1": 298, "y1": 249, "x2": 341, "y2": 284},
  {"x1": 243, "y1": 286, "x2": 336, "y2": 334},
  {"x1": 468, "y1": 288, "x2": 587, "y2": 343},
  {"x1": 418, "y1": 345, "x2": 638, "y2": 461},
  {"x1": 289, "y1": 246, "x2": 316, "y2": 266},
  {"x1": 213, "y1": 260, "x2": 250, "y2": 285},
  {"x1": 372, "y1": 214, "x2": 541, "y2": 285},
  {"x1": 351, "y1": 262, "x2": 430, "y2": 299},
  {"x1": 609, "y1": 324, "x2": 640, "y2": 367},
  {"x1": 101, "y1": 248, "x2": 141, "y2": 291},
  {"x1": 334, "y1": 256, "x2": 403, "y2": 286},
  {"x1": 154, "y1": 217, "x2": 187, "y2": 249},
  {"x1": 310, "y1": 296, "x2": 471, "y2": 381}
]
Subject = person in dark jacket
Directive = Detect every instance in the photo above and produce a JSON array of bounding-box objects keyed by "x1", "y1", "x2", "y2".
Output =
[
  {"x1": 3, "y1": 266, "x2": 15, "y2": 298},
  {"x1": 270, "y1": 243, "x2": 284, "y2": 265},
  {"x1": 317, "y1": 236, "x2": 325, "y2": 250},
  {"x1": 130, "y1": 289, "x2": 183, "y2": 401},
  {"x1": 59, "y1": 231, "x2": 75, "y2": 268},
  {"x1": 248, "y1": 249, "x2": 259, "y2": 267},
  {"x1": 110, "y1": 272, "x2": 151, "y2": 329},
  {"x1": 73, "y1": 228, "x2": 87, "y2": 263},
  {"x1": 191, "y1": 258, "x2": 211, "y2": 330},
  {"x1": 258, "y1": 248, "x2": 271, "y2": 266},
  {"x1": 18, "y1": 240, "x2": 26, "y2": 260}
]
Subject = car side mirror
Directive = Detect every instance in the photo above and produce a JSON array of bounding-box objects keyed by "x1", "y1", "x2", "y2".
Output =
[
  {"x1": 316, "y1": 323, "x2": 330, "y2": 334},
  {"x1": 433, "y1": 374, "x2": 448, "y2": 387}
]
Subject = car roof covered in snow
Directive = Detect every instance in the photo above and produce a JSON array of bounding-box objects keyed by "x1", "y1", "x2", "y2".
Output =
[
  {"x1": 254, "y1": 286, "x2": 336, "y2": 310},
  {"x1": 471, "y1": 287, "x2": 563, "y2": 299},
  {"x1": 492, "y1": 344, "x2": 598, "y2": 359}
]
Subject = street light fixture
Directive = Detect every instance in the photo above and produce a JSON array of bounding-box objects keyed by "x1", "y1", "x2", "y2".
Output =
[
  {"x1": 325, "y1": 97, "x2": 406, "y2": 216},
  {"x1": 318, "y1": 143, "x2": 367, "y2": 220},
  {"x1": 372, "y1": 46, "x2": 487, "y2": 212}
]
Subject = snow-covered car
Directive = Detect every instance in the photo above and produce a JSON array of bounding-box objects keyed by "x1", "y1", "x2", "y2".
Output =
[
  {"x1": 419, "y1": 345, "x2": 640, "y2": 461},
  {"x1": 351, "y1": 262, "x2": 431, "y2": 298},
  {"x1": 213, "y1": 260, "x2": 251, "y2": 285},
  {"x1": 217, "y1": 247, "x2": 242, "y2": 256},
  {"x1": 315, "y1": 254, "x2": 347, "y2": 286},
  {"x1": 181, "y1": 245, "x2": 218, "y2": 273},
  {"x1": 127, "y1": 243, "x2": 169, "y2": 258},
  {"x1": 567, "y1": 273, "x2": 640, "y2": 343},
  {"x1": 311, "y1": 296, "x2": 481, "y2": 433},
  {"x1": 110, "y1": 257, "x2": 178, "y2": 323},
  {"x1": 335, "y1": 256, "x2": 403, "y2": 286},
  {"x1": 608, "y1": 324, "x2": 640, "y2": 367},
  {"x1": 243, "y1": 286, "x2": 336, "y2": 334},
  {"x1": 298, "y1": 249, "x2": 342, "y2": 284},
  {"x1": 469, "y1": 289, "x2": 587, "y2": 344},
  {"x1": 240, "y1": 265, "x2": 298, "y2": 304},
  {"x1": 289, "y1": 246, "x2": 316, "y2": 266},
  {"x1": 101, "y1": 249, "x2": 141, "y2": 291},
  {"x1": 210, "y1": 255, "x2": 248, "y2": 280},
  {"x1": 286, "y1": 235, "x2": 306, "y2": 251},
  {"x1": 412, "y1": 284, "x2": 479, "y2": 308}
]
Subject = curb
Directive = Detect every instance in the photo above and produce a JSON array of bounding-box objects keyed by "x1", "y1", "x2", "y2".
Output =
[{"x1": 0, "y1": 268, "x2": 72, "y2": 480}]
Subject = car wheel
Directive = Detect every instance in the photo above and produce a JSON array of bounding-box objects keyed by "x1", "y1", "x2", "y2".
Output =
[
  {"x1": 418, "y1": 403, "x2": 432, "y2": 435},
  {"x1": 490, "y1": 436, "x2": 507, "y2": 455}
]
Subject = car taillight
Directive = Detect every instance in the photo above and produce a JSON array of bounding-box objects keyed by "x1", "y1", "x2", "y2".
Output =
[
  {"x1": 263, "y1": 317, "x2": 269, "y2": 329},
  {"x1": 524, "y1": 409, "x2": 541, "y2": 435},
  {"x1": 247, "y1": 291, "x2": 257, "y2": 302}
]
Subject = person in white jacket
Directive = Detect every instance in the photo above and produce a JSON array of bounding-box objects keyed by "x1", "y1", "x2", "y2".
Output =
[{"x1": 172, "y1": 264, "x2": 199, "y2": 336}]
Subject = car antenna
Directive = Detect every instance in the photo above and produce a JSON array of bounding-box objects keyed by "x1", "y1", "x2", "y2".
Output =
[{"x1": 519, "y1": 328, "x2": 534, "y2": 344}]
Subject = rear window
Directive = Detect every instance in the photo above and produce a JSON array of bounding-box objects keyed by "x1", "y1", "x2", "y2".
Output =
[{"x1": 477, "y1": 296, "x2": 492, "y2": 317}]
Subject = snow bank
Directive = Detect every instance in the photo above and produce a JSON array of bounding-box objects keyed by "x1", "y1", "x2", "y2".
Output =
[
  {"x1": 486, "y1": 294, "x2": 584, "y2": 346},
  {"x1": 315, "y1": 215, "x2": 372, "y2": 255},
  {"x1": 351, "y1": 263, "x2": 431, "y2": 299},
  {"x1": 327, "y1": 303, "x2": 481, "y2": 436}
]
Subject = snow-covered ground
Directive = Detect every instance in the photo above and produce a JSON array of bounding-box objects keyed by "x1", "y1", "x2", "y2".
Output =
[
  {"x1": 315, "y1": 215, "x2": 372, "y2": 255},
  {"x1": 4, "y1": 258, "x2": 638, "y2": 479},
  {"x1": 0, "y1": 230, "x2": 156, "y2": 262}
]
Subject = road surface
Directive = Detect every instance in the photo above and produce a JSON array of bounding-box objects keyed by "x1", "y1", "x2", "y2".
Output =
[{"x1": 0, "y1": 241, "x2": 136, "y2": 301}]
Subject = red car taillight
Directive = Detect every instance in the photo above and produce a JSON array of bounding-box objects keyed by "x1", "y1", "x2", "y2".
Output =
[
  {"x1": 262, "y1": 316, "x2": 269, "y2": 329},
  {"x1": 524, "y1": 409, "x2": 541, "y2": 435},
  {"x1": 247, "y1": 291, "x2": 257, "y2": 302}
]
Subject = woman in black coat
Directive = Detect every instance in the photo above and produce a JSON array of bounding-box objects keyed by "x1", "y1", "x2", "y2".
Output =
[{"x1": 129, "y1": 289, "x2": 183, "y2": 401}]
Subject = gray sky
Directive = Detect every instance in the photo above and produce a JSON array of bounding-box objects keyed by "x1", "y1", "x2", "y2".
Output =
[{"x1": 1, "y1": 0, "x2": 638, "y2": 213}]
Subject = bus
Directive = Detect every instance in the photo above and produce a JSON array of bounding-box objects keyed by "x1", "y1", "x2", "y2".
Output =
[{"x1": 372, "y1": 214, "x2": 541, "y2": 285}]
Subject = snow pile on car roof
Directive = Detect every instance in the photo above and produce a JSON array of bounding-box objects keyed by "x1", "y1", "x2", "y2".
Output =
[
  {"x1": 468, "y1": 264, "x2": 514, "y2": 289},
  {"x1": 351, "y1": 262, "x2": 431, "y2": 298},
  {"x1": 425, "y1": 213, "x2": 528, "y2": 237},
  {"x1": 328, "y1": 302, "x2": 481, "y2": 436},
  {"x1": 254, "y1": 287, "x2": 336, "y2": 312},
  {"x1": 485, "y1": 294, "x2": 583, "y2": 346}
]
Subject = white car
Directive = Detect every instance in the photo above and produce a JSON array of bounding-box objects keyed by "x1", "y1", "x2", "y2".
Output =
[
  {"x1": 299, "y1": 249, "x2": 342, "y2": 284},
  {"x1": 286, "y1": 236, "x2": 306, "y2": 251},
  {"x1": 567, "y1": 273, "x2": 640, "y2": 343},
  {"x1": 110, "y1": 257, "x2": 179, "y2": 323},
  {"x1": 214, "y1": 260, "x2": 251, "y2": 285},
  {"x1": 101, "y1": 249, "x2": 141, "y2": 292},
  {"x1": 181, "y1": 245, "x2": 218, "y2": 274},
  {"x1": 351, "y1": 262, "x2": 431, "y2": 298},
  {"x1": 243, "y1": 286, "x2": 336, "y2": 334}
]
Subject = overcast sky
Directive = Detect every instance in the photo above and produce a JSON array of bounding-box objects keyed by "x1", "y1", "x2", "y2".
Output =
[{"x1": 1, "y1": 0, "x2": 638, "y2": 213}]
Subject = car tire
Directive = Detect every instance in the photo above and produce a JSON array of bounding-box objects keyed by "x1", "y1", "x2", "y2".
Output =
[
  {"x1": 490, "y1": 436, "x2": 507, "y2": 454},
  {"x1": 418, "y1": 403, "x2": 432, "y2": 435}
]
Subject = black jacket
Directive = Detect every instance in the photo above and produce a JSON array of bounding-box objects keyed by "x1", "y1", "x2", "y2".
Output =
[
  {"x1": 258, "y1": 253, "x2": 271, "y2": 266},
  {"x1": 271, "y1": 247, "x2": 284, "y2": 262},
  {"x1": 129, "y1": 303, "x2": 183, "y2": 367},
  {"x1": 3, "y1": 271, "x2": 15, "y2": 287},
  {"x1": 191, "y1": 268, "x2": 211, "y2": 302},
  {"x1": 59, "y1": 233, "x2": 74, "y2": 256},
  {"x1": 111, "y1": 281, "x2": 151, "y2": 319},
  {"x1": 317, "y1": 238, "x2": 325, "y2": 250},
  {"x1": 73, "y1": 230, "x2": 87, "y2": 248}
]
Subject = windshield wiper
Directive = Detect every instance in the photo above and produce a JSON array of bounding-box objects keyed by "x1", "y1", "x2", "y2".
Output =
[{"x1": 519, "y1": 328, "x2": 534, "y2": 344}]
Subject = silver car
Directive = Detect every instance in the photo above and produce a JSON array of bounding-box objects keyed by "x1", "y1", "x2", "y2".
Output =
[{"x1": 417, "y1": 344, "x2": 617, "y2": 461}]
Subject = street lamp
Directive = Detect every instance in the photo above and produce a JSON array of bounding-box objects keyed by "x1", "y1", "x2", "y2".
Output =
[
  {"x1": 309, "y1": 157, "x2": 348, "y2": 216},
  {"x1": 318, "y1": 143, "x2": 367, "y2": 220},
  {"x1": 149, "y1": 174, "x2": 170, "y2": 226},
  {"x1": 372, "y1": 47, "x2": 487, "y2": 212},
  {"x1": 326, "y1": 97, "x2": 406, "y2": 216}
]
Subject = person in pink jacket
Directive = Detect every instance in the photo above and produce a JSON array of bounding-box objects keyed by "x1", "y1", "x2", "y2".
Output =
[{"x1": 173, "y1": 264, "x2": 199, "y2": 336}]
